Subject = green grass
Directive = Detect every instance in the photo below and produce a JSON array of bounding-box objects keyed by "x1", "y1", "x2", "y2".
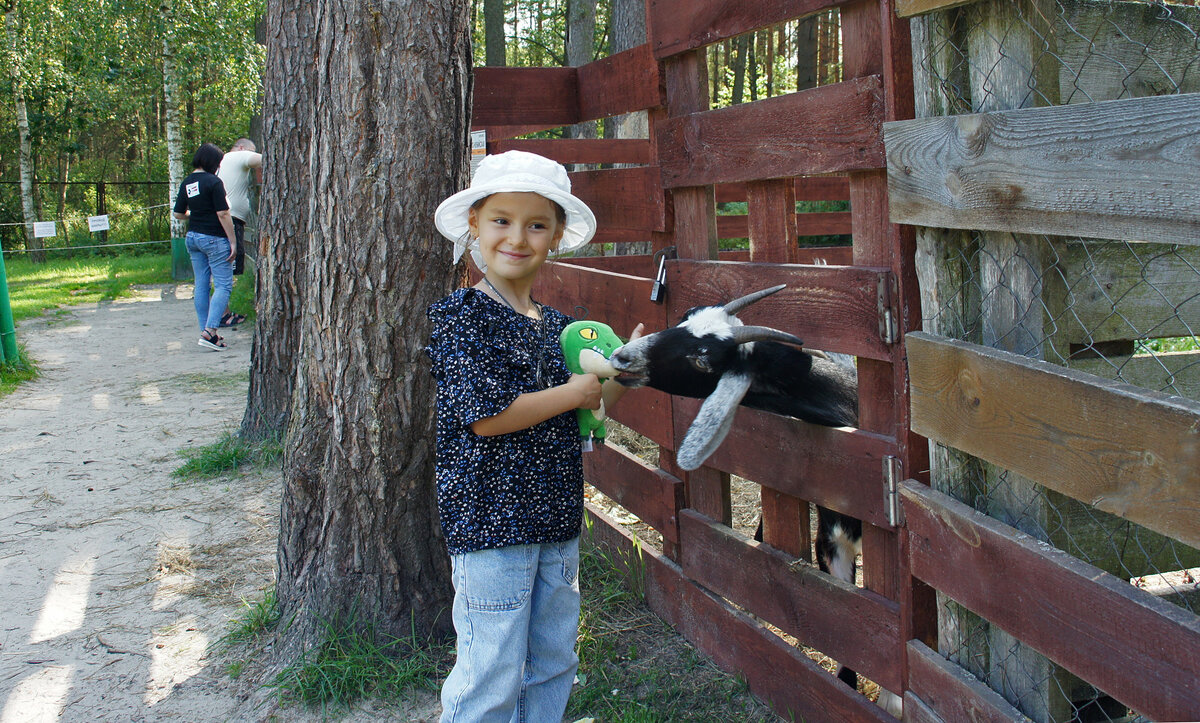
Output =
[
  {"x1": 228, "y1": 265, "x2": 256, "y2": 321},
  {"x1": 0, "y1": 344, "x2": 39, "y2": 398},
  {"x1": 221, "y1": 587, "x2": 282, "y2": 652},
  {"x1": 2, "y1": 253, "x2": 172, "y2": 322},
  {"x1": 271, "y1": 614, "x2": 453, "y2": 711},
  {"x1": 172, "y1": 431, "x2": 283, "y2": 481}
]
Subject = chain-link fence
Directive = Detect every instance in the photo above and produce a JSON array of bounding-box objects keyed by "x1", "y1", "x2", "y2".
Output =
[{"x1": 911, "y1": 2, "x2": 1200, "y2": 721}]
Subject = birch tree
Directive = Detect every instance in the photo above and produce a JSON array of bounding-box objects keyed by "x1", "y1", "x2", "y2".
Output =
[
  {"x1": 161, "y1": 0, "x2": 185, "y2": 240},
  {"x1": 4, "y1": 0, "x2": 42, "y2": 262}
]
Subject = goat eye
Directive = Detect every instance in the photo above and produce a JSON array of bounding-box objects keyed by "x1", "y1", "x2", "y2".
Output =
[{"x1": 687, "y1": 354, "x2": 712, "y2": 373}]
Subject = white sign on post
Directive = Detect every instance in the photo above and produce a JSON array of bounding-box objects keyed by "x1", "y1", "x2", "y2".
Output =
[
  {"x1": 88, "y1": 215, "x2": 111, "y2": 232},
  {"x1": 470, "y1": 130, "x2": 487, "y2": 179},
  {"x1": 33, "y1": 221, "x2": 57, "y2": 238}
]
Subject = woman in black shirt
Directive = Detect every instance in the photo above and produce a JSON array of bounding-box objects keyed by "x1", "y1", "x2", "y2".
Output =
[{"x1": 173, "y1": 143, "x2": 239, "y2": 350}]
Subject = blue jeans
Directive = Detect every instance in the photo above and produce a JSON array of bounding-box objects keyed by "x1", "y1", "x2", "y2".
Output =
[
  {"x1": 185, "y1": 231, "x2": 233, "y2": 331},
  {"x1": 440, "y1": 538, "x2": 581, "y2": 723}
]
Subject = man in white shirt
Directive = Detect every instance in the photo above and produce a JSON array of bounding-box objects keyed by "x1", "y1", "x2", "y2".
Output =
[{"x1": 215, "y1": 138, "x2": 262, "y2": 326}]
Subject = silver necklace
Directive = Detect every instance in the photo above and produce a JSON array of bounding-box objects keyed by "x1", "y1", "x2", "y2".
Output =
[{"x1": 482, "y1": 278, "x2": 549, "y2": 390}]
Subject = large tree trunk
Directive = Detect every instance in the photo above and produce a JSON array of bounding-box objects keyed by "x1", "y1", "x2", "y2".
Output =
[
  {"x1": 239, "y1": 0, "x2": 311, "y2": 443},
  {"x1": 161, "y1": 0, "x2": 185, "y2": 240},
  {"x1": 5, "y1": 2, "x2": 43, "y2": 262},
  {"x1": 274, "y1": 0, "x2": 469, "y2": 653},
  {"x1": 483, "y1": 0, "x2": 505, "y2": 66},
  {"x1": 565, "y1": 0, "x2": 597, "y2": 149}
]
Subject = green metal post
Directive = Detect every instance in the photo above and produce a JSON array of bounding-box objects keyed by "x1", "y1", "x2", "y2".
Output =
[{"x1": 0, "y1": 248, "x2": 17, "y2": 364}]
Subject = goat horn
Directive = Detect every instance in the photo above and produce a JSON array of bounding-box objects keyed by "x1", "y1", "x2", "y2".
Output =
[
  {"x1": 728, "y1": 325, "x2": 804, "y2": 347},
  {"x1": 723, "y1": 284, "x2": 786, "y2": 316}
]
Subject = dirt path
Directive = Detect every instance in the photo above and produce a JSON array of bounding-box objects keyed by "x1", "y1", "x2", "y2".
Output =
[{"x1": 0, "y1": 286, "x2": 279, "y2": 722}]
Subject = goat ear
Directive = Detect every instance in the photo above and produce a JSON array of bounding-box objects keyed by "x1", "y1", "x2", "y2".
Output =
[{"x1": 677, "y1": 372, "x2": 753, "y2": 471}]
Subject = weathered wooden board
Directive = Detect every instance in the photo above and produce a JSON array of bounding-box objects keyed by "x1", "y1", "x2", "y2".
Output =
[
  {"x1": 473, "y1": 67, "x2": 578, "y2": 126},
  {"x1": 717, "y1": 212, "x2": 853, "y2": 239},
  {"x1": 885, "y1": 93, "x2": 1200, "y2": 246},
  {"x1": 488, "y1": 138, "x2": 652, "y2": 165},
  {"x1": 658, "y1": 77, "x2": 887, "y2": 187},
  {"x1": 648, "y1": 0, "x2": 842, "y2": 58},
  {"x1": 674, "y1": 396, "x2": 898, "y2": 528},
  {"x1": 902, "y1": 481, "x2": 1200, "y2": 721},
  {"x1": 679, "y1": 510, "x2": 903, "y2": 690},
  {"x1": 1045, "y1": 240, "x2": 1200, "y2": 344},
  {"x1": 584, "y1": 442, "x2": 682, "y2": 543},
  {"x1": 577, "y1": 43, "x2": 663, "y2": 121},
  {"x1": 716, "y1": 176, "x2": 851, "y2": 203},
  {"x1": 895, "y1": 0, "x2": 974, "y2": 17},
  {"x1": 534, "y1": 262, "x2": 668, "y2": 336},
  {"x1": 582, "y1": 505, "x2": 898, "y2": 723},
  {"x1": 669, "y1": 259, "x2": 894, "y2": 361},
  {"x1": 1067, "y1": 350, "x2": 1200, "y2": 402},
  {"x1": 905, "y1": 640, "x2": 1033, "y2": 723},
  {"x1": 906, "y1": 331, "x2": 1200, "y2": 550},
  {"x1": 560, "y1": 247, "x2": 854, "y2": 276},
  {"x1": 608, "y1": 386, "x2": 673, "y2": 450},
  {"x1": 570, "y1": 166, "x2": 667, "y2": 232}
]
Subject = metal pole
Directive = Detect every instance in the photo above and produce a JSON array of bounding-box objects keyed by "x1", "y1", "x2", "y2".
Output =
[{"x1": 0, "y1": 249, "x2": 18, "y2": 363}]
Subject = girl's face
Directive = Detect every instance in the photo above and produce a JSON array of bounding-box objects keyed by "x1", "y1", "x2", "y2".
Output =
[{"x1": 468, "y1": 192, "x2": 564, "y2": 285}]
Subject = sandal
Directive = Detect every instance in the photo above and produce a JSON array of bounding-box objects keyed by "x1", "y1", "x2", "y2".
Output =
[
  {"x1": 219, "y1": 312, "x2": 246, "y2": 328},
  {"x1": 198, "y1": 330, "x2": 227, "y2": 351}
]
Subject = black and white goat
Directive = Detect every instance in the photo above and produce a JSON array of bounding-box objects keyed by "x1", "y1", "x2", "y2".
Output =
[{"x1": 611, "y1": 284, "x2": 890, "y2": 703}]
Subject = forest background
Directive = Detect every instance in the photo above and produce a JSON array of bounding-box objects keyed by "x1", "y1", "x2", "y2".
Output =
[{"x1": 0, "y1": 0, "x2": 844, "y2": 258}]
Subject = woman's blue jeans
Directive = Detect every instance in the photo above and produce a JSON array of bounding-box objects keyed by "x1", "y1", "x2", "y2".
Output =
[
  {"x1": 185, "y1": 231, "x2": 233, "y2": 331},
  {"x1": 440, "y1": 538, "x2": 581, "y2": 723}
]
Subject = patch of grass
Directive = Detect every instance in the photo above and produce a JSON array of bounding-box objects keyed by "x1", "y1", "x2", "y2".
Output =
[
  {"x1": 0, "y1": 344, "x2": 39, "y2": 398},
  {"x1": 227, "y1": 266, "x2": 256, "y2": 322},
  {"x1": 272, "y1": 614, "x2": 453, "y2": 711},
  {"x1": 568, "y1": 540, "x2": 777, "y2": 723},
  {"x1": 221, "y1": 586, "x2": 282, "y2": 650},
  {"x1": 172, "y1": 431, "x2": 283, "y2": 480},
  {"x1": 3, "y1": 253, "x2": 171, "y2": 322}
]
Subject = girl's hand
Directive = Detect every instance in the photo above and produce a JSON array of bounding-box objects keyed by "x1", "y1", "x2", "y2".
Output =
[
  {"x1": 628, "y1": 323, "x2": 645, "y2": 343},
  {"x1": 567, "y1": 373, "x2": 603, "y2": 410}
]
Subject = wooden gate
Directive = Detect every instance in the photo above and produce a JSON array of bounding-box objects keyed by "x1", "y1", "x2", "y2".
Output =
[{"x1": 471, "y1": 0, "x2": 1200, "y2": 720}]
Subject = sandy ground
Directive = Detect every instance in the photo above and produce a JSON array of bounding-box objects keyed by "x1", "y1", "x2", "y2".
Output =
[{"x1": 0, "y1": 286, "x2": 282, "y2": 722}]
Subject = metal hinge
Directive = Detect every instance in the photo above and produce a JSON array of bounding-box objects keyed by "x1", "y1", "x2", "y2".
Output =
[
  {"x1": 877, "y1": 274, "x2": 899, "y2": 345},
  {"x1": 883, "y1": 455, "x2": 904, "y2": 527}
]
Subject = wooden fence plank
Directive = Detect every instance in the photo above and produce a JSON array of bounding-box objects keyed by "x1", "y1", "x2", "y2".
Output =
[
  {"x1": 906, "y1": 641, "x2": 1032, "y2": 723},
  {"x1": 716, "y1": 176, "x2": 851, "y2": 203},
  {"x1": 1046, "y1": 240, "x2": 1200, "y2": 344},
  {"x1": 658, "y1": 77, "x2": 887, "y2": 187},
  {"x1": 473, "y1": 67, "x2": 578, "y2": 126},
  {"x1": 901, "y1": 481, "x2": 1200, "y2": 721},
  {"x1": 534, "y1": 262, "x2": 668, "y2": 337},
  {"x1": 1067, "y1": 351, "x2": 1200, "y2": 402},
  {"x1": 906, "y1": 331, "x2": 1200, "y2": 550},
  {"x1": 648, "y1": 0, "x2": 843, "y2": 58},
  {"x1": 608, "y1": 386, "x2": 674, "y2": 450},
  {"x1": 569, "y1": 166, "x2": 666, "y2": 232},
  {"x1": 718, "y1": 212, "x2": 853, "y2": 239},
  {"x1": 582, "y1": 506, "x2": 898, "y2": 723},
  {"x1": 674, "y1": 397, "x2": 897, "y2": 528},
  {"x1": 577, "y1": 44, "x2": 663, "y2": 121},
  {"x1": 670, "y1": 259, "x2": 894, "y2": 360},
  {"x1": 679, "y1": 510, "x2": 903, "y2": 690},
  {"x1": 560, "y1": 247, "x2": 854, "y2": 276},
  {"x1": 584, "y1": 442, "x2": 682, "y2": 543},
  {"x1": 488, "y1": 138, "x2": 652, "y2": 165},
  {"x1": 885, "y1": 93, "x2": 1200, "y2": 246},
  {"x1": 894, "y1": 0, "x2": 974, "y2": 17}
]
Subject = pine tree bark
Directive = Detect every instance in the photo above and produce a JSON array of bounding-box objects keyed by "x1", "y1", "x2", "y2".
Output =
[
  {"x1": 239, "y1": 0, "x2": 313, "y2": 443},
  {"x1": 274, "y1": 0, "x2": 470, "y2": 652},
  {"x1": 161, "y1": 0, "x2": 185, "y2": 240},
  {"x1": 5, "y1": 1, "x2": 43, "y2": 262}
]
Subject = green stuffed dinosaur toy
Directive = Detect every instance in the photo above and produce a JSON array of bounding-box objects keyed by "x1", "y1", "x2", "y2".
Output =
[{"x1": 559, "y1": 320, "x2": 624, "y2": 449}]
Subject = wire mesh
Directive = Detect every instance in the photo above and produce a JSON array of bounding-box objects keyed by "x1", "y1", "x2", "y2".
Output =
[{"x1": 911, "y1": 2, "x2": 1200, "y2": 721}]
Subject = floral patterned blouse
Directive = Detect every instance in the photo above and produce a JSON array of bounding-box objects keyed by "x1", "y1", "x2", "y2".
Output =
[{"x1": 425, "y1": 288, "x2": 583, "y2": 554}]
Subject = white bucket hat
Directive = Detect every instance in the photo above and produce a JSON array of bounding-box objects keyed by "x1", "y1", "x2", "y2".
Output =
[{"x1": 434, "y1": 150, "x2": 597, "y2": 269}]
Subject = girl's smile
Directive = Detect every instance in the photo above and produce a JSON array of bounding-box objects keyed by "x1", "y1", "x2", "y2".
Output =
[{"x1": 468, "y1": 192, "x2": 565, "y2": 287}]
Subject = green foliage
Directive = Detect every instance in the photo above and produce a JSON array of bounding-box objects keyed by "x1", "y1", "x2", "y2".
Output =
[
  {"x1": 0, "y1": 343, "x2": 38, "y2": 399},
  {"x1": 227, "y1": 262, "x2": 256, "y2": 320},
  {"x1": 271, "y1": 614, "x2": 453, "y2": 711},
  {"x1": 2, "y1": 253, "x2": 171, "y2": 321},
  {"x1": 1137, "y1": 336, "x2": 1200, "y2": 354},
  {"x1": 172, "y1": 431, "x2": 282, "y2": 481},
  {"x1": 220, "y1": 586, "x2": 281, "y2": 650}
]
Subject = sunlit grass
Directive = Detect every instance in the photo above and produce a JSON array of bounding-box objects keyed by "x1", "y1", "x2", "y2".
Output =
[
  {"x1": 0, "y1": 344, "x2": 39, "y2": 399},
  {"x1": 3, "y1": 254, "x2": 171, "y2": 322},
  {"x1": 172, "y1": 431, "x2": 283, "y2": 481}
]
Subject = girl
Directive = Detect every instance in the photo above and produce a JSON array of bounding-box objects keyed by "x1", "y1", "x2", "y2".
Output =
[
  {"x1": 172, "y1": 142, "x2": 238, "y2": 350},
  {"x1": 426, "y1": 151, "x2": 642, "y2": 722}
]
